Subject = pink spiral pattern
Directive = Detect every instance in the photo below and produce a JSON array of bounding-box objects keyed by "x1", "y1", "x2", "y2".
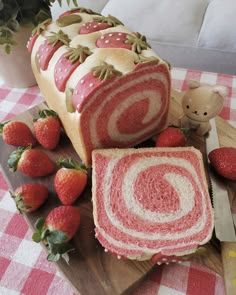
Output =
[
  {"x1": 92, "y1": 148, "x2": 214, "y2": 260},
  {"x1": 80, "y1": 62, "x2": 170, "y2": 161}
]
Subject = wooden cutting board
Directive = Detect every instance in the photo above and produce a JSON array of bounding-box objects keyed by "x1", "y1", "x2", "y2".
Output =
[{"x1": 0, "y1": 89, "x2": 235, "y2": 294}]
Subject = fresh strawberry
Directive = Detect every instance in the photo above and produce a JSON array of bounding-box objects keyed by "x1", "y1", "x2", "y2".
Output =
[
  {"x1": 33, "y1": 109, "x2": 61, "y2": 150},
  {"x1": 54, "y1": 46, "x2": 91, "y2": 92},
  {"x1": 10, "y1": 183, "x2": 48, "y2": 213},
  {"x1": 8, "y1": 146, "x2": 55, "y2": 177},
  {"x1": 96, "y1": 32, "x2": 131, "y2": 50},
  {"x1": 32, "y1": 205, "x2": 80, "y2": 262},
  {"x1": 0, "y1": 121, "x2": 36, "y2": 147},
  {"x1": 54, "y1": 157, "x2": 88, "y2": 205},
  {"x1": 155, "y1": 127, "x2": 188, "y2": 147},
  {"x1": 37, "y1": 30, "x2": 70, "y2": 70},
  {"x1": 208, "y1": 147, "x2": 236, "y2": 181}
]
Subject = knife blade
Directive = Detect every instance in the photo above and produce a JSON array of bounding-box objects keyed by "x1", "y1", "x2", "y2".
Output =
[
  {"x1": 206, "y1": 118, "x2": 236, "y2": 295},
  {"x1": 206, "y1": 118, "x2": 236, "y2": 242}
]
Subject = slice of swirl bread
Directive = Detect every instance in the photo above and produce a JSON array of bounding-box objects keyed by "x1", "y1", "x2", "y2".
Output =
[
  {"x1": 29, "y1": 8, "x2": 171, "y2": 166},
  {"x1": 92, "y1": 147, "x2": 214, "y2": 262}
]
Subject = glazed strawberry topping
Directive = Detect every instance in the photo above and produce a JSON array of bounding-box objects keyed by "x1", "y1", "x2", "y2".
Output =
[
  {"x1": 96, "y1": 32, "x2": 131, "y2": 49},
  {"x1": 54, "y1": 46, "x2": 91, "y2": 92},
  {"x1": 38, "y1": 40, "x2": 63, "y2": 71},
  {"x1": 38, "y1": 30, "x2": 70, "y2": 71},
  {"x1": 54, "y1": 52, "x2": 81, "y2": 92},
  {"x1": 27, "y1": 19, "x2": 52, "y2": 53},
  {"x1": 72, "y1": 62, "x2": 121, "y2": 112},
  {"x1": 27, "y1": 34, "x2": 39, "y2": 53},
  {"x1": 72, "y1": 72, "x2": 103, "y2": 111},
  {"x1": 80, "y1": 20, "x2": 111, "y2": 34}
]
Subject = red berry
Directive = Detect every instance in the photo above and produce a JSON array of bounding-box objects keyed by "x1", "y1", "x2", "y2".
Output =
[
  {"x1": 8, "y1": 146, "x2": 55, "y2": 177},
  {"x1": 155, "y1": 127, "x2": 188, "y2": 147},
  {"x1": 32, "y1": 205, "x2": 80, "y2": 262},
  {"x1": 208, "y1": 147, "x2": 236, "y2": 181},
  {"x1": 0, "y1": 121, "x2": 36, "y2": 147},
  {"x1": 11, "y1": 183, "x2": 48, "y2": 213},
  {"x1": 33, "y1": 109, "x2": 61, "y2": 150},
  {"x1": 45, "y1": 206, "x2": 80, "y2": 241},
  {"x1": 54, "y1": 158, "x2": 88, "y2": 205}
]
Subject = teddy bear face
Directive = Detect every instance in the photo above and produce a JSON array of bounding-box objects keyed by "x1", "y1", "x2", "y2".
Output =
[{"x1": 182, "y1": 86, "x2": 224, "y2": 123}]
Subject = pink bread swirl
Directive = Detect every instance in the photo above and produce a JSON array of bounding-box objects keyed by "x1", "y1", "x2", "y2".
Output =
[
  {"x1": 92, "y1": 147, "x2": 214, "y2": 262},
  {"x1": 29, "y1": 8, "x2": 171, "y2": 166}
]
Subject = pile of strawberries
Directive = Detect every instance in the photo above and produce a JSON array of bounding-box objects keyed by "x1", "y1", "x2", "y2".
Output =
[{"x1": 0, "y1": 109, "x2": 87, "y2": 262}]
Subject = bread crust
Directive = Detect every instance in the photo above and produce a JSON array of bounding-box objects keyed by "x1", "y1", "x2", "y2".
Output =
[{"x1": 30, "y1": 10, "x2": 171, "y2": 166}]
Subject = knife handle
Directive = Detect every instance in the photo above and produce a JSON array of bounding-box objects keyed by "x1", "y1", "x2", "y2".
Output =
[{"x1": 221, "y1": 242, "x2": 236, "y2": 295}]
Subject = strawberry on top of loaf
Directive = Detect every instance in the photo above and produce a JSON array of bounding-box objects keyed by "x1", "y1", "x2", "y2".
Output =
[{"x1": 29, "y1": 7, "x2": 171, "y2": 166}]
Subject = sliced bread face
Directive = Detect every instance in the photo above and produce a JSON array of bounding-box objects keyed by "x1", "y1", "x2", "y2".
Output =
[{"x1": 92, "y1": 147, "x2": 214, "y2": 262}]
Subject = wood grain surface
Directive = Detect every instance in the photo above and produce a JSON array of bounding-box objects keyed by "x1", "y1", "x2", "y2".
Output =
[{"x1": 0, "y1": 89, "x2": 235, "y2": 295}]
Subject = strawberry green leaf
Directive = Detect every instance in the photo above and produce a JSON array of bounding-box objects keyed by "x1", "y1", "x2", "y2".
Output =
[
  {"x1": 58, "y1": 243, "x2": 74, "y2": 254},
  {"x1": 0, "y1": 121, "x2": 10, "y2": 134},
  {"x1": 32, "y1": 232, "x2": 43, "y2": 243},
  {"x1": 34, "y1": 217, "x2": 46, "y2": 231},
  {"x1": 47, "y1": 253, "x2": 61, "y2": 262},
  {"x1": 8, "y1": 146, "x2": 32, "y2": 172},
  {"x1": 56, "y1": 157, "x2": 88, "y2": 172},
  {"x1": 47, "y1": 230, "x2": 67, "y2": 244},
  {"x1": 41, "y1": 229, "x2": 50, "y2": 240},
  {"x1": 38, "y1": 109, "x2": 59, "y2": 119}
]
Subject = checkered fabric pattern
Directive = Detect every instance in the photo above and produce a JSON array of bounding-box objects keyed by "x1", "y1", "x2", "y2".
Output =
[{"x1": 1, "y1": 67, "x2": 235, "y2": 295}]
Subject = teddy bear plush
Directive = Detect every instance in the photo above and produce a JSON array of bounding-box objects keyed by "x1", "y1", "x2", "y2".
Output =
[{"x1": 179, "y1": 80, "x2": 229, "y2": 136}]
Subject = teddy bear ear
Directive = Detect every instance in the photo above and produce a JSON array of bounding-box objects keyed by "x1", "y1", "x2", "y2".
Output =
[
  {"x1": 213, "y1": 86, "x2": 229, "y2": 97},
  {"x1": 188, "y1": 80, "x2": 200, "y2": 89}
]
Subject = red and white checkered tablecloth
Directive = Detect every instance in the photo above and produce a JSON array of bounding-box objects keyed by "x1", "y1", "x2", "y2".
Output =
[{"x1": 1, "y1": 68, "x2": 235, "y2": 295}]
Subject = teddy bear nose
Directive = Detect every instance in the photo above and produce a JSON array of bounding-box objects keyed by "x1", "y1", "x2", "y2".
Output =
[{"x1": 194, "y1": 111, "x2": 198, "y2": 114}]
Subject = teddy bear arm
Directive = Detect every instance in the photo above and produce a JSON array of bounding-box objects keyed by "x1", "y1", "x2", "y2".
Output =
[
  {"x1": 179, "y1": 114, "x2": 190, "y2": 128},
  {"x1": 196, "y1": 122, "x2": 212, "y2": 136}
]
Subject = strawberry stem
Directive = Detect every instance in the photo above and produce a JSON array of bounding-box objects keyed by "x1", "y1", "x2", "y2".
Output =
[
  {"x1": 0, "y1": 121, "x2": 10, "y2": 134},
  {"x1": 10, "y1": 191, "x2": 31, "y2": 214},
  {"x1": 38, "y1": 109, "x2": 59, "y2": 119},
  {"x1": 8, "y1": 146, "x2": 32, "y2": 172},
  {"x1": 57, "y1": 157, "x2": 87, "y2": 172}
]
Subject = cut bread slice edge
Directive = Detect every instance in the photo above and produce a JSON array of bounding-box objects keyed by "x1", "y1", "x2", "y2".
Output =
[{"x1": 92, "y1": 147, "x2": 214, "y2": 262}]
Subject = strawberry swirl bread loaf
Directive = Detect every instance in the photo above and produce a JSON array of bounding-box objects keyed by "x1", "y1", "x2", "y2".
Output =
[
  {"x1": 29, "y1": 8, "x2": 171, "y2": 166},
  {"x1": 92, "y1": 147, "x2": 214, "y2": 262}
]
